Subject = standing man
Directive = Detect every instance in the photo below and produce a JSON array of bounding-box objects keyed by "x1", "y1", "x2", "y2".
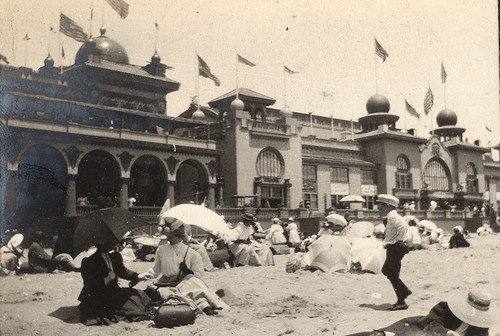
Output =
[{"x1": 377, "y1": 194, "x2": 411, "y2": 311}]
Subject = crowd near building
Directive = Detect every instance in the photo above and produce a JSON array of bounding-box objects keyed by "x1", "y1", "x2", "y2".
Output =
[{"x1": 1, "y1": 28, "x2": 499, "y2": 233}]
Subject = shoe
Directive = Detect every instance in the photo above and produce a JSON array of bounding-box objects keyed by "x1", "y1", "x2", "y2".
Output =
[{"x1": 388, "y1": 303, "x2": 408, "y2": 311}]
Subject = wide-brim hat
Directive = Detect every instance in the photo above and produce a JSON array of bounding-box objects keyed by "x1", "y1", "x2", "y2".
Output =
[
  {"x1": 7, "y1": 233, "x2": 24, "y2": 255},
  {"x1": 271, "y1": 217, "x2": 282, "y2": 224},
  {"x1": 325, "y1": 214, "x2": 347, "y2": 227},
  {"x1": 376, "y1": 194, "x2": 399, "y2": 208},
  {"x1": 241, "y1": 213, "x2": 257, "y2": 222},
  {"x1": 448, "y1": 289, "x2": 499, "y2": 328},
  {"x1": 162, "y1": 217, "x2": 185, "y2": 236}
]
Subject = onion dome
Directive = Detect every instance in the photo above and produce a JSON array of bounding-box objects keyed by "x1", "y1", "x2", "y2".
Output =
[
  {"x1": 151, "y1": 52, "x2": 161, "y2": 64},
  {"x1": 436, "y1": 108, "x2": 457, "y2": 127},
  {"x1": 192, "y1": 109, "x2": 205, "y2": 120},
  {"x1": 230, "y1": 98, "x2": 245, "y2": 111},
  {"x1": 280, "y1": 106, "x2": 293, "y2": 118},
  {"x1": 75, "y1": 27, "x2": 129, "y2": 65},
  {"x1": 366, "y1": 94, "x2": 390, "y2": 114},
  {"x1": 44, "y1": 54, "x2": 54, "y2": 67}
]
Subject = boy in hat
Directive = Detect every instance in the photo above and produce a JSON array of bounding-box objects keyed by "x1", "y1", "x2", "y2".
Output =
[{"x1": 377, "y1": 194, "x2": 412, "y2": 311}]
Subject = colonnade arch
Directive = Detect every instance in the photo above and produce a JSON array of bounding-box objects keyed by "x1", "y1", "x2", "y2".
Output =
[
  {"x1": 16, "y1": 144, "x2": 68, "y2": 217},
  {"x1": 129, "y1": 155, "x2": 168, "y2": 206},
  {"x1": 175, "y1": 159, "x2": 209, "y2": 205}
]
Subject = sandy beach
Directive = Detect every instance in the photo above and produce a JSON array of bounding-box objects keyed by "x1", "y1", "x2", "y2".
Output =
[{"x1": 1, "y1": 233, "x2": 499, "y2": 336}]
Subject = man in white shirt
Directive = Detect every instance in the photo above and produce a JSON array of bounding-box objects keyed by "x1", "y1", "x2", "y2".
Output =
[{"x1": 377, "y1": 194, "x2": 412, "y2": 311}]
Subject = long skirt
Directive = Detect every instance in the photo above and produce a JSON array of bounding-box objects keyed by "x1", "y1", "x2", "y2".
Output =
[
  {"x1": 156, "y1": 275, "x2": 230, "y2": 312},
  {"x1": 78, "y1": 287, "x2": 152, "y2": 325},
  {"x1": 229, "y1": 242, "x2": 275, "y2": 266}
]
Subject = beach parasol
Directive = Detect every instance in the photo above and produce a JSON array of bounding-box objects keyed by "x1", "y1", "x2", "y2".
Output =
[
  {"x1": 325, "y1": 214, "x2": 348, "y2": 227},
  {"x1": 345, "y1": 221, "x2": 375, "y2": 238},
  {"x1": 160, "y1": 203, "x2": 231, "y2": 238},
  {"x1": 349, "y1": 237, "x2": 386, "y2": 274},
  {"x1": 340, "y1": 195, "x2": 365, "y2": 203},
  {"x1": 55, "y1": 208, "x2": 151, "y2": 258},
  {"x1": 307, "y1": 235, "x2": 351, "y2": 272}
]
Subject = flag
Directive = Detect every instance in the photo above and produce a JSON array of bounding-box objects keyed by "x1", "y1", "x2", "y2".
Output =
[
  {"x1": 375, "y1": 38, "x2": 389, "y2": 62},
  {"x1": 0, "y1": 53, "x2": 9, "y2": 64},
  {"x1": 441, "y1": 61, "x2": 447, "y2": 83},
  {"x1": 105, "y1": 0, "x2": 129, "y2": 19},
  {"x1": 237, "y1": 53, "x2": 256, "y2": 67},
  {"x1": 424, "y1": 87, "x2": 434, "y2": 115},
  {"x1": 405, "y1": 99, "x2": 420, "y2": 119},
  {"x1": 23, "y1": 33, "x2": 30, "y2": 41},
  {"x1": 485, "y1": 125, "x2": 492, "y2": 132},
  {"x1": 60, "y1": 13, "x2": 87, "y2": 42},
  {"x1": 197, "y1": 55, "x2": 220, "y2": 86},
  {"x1": 284, "y1": 65, "x2": 299, "y2": 74}
]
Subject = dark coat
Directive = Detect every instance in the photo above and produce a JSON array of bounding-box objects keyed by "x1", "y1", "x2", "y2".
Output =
[
  {"x1": 78, "y1": 250, "x2": 138, "y2": 307},
  {"x1": 415, "y1": 301, "x2": 489, "y2": 336},
  {"x1": 449, "y1": 233, "x2": 470, "y2": 249}
]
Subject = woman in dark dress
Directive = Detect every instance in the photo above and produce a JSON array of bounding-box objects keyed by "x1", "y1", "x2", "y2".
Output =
[{"x1": 77, "y1": 241, "x2": 152, "y2": 325}]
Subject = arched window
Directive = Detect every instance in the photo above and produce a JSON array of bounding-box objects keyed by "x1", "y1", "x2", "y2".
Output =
[
  {"x1": 256, "y1": 148, "x2": 284, "y2": 179},
  {"x1": 465, "y1": 162, "x2": 478, "y2": 192},
  {"x1": 395, "y1": 155, "x2": 412, "y2": 189},
  {"x1": 423, "y1": 159, "x2": 450, "y2": 191}
]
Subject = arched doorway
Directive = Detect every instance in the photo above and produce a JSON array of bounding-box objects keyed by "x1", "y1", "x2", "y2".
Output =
[
  {"x1": 16, "y1": 145, "x2": 68, "y2": 217},
  {"x1": 129, "y1": 155, "x2": 168, "y2": 206},
  {"x1": 176, "y1": 160, "x2": 208, "y2": 205},
  {"x1": 77, "y1": 150, "x2": 121, "y2": 208}
]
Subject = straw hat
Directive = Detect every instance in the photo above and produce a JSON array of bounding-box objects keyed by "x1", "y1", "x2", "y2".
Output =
[
  {"x1": 376, "y1": 194, "x2": 399, "y2": 208},
  {"x1": 325, "y1": 214, "x2": 347, "y2": 228},
  {"x1": 7, "y1": 233, "x2": 24, "y2": 255},
  {"x1": 271, "y1": 217, "x2": 282, "y2": 224},
  {"x1": 448, "y1": 289, "x2": 499, "y2": 328}
]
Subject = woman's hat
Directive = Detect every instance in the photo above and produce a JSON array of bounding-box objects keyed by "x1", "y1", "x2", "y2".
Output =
[
  {"x1": 241, "y1": 213, "x2": 257, "y2": 222},
  {"x1": 7, "y1": 233, "x2": 24, "y2": 255},
  {"x1": 271, "y1": 217, "x2": 282, "y2": 224},
  {"x1": 325, "y1": 214, "x2": 347, "y2": 227},
  {"x1": 162, "y1": 217, "x2": 185, "y2": 236},
  {"x1": 448, "y1": 289, "x2": 499, "y2": 328}
]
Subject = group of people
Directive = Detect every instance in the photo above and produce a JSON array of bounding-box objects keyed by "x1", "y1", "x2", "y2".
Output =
[{"x1": 1, "y1": 230, "x2": 79, "y2": 276}]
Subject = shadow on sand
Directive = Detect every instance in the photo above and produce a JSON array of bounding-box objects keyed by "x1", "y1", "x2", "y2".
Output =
[
  {"x1": 49, "y1": 306, "x2": 81, "y2": 324},
  {"x1": 358, "y1": 303, "x2": 394, "y2": 311}
]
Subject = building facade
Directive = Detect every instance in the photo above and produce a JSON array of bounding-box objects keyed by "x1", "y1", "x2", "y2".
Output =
[{"x1": 1, "y1": 30, "x2": 499, "y2": 229}]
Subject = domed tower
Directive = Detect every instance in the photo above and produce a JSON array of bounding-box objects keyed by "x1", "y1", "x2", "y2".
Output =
[
  {"x1": 38, "y1": 54, "x2": 58, "y2": 76},
  {"x1": 358, "y1": 93, "x2": 399, "y2": 133},
  {"x1": 75, "y1": 27, "x2": 129, "y2": 65},
  {"x1": 433, "y1": 108, "x2": 465, "y2": 141}
]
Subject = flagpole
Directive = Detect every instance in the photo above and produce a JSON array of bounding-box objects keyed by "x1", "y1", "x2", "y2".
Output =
[
  {"x1": 60, "y1": 42, "x2": 64, "y2": 74},
  {"x1": 10, "y1": 18, "x2": 15, "y2": 61},
  {"x1": 154, "y1": 22, "x2": 158, "y2": 53},
  {"x1": 235, "y1": 52, "x2": 239, "y2": 99},
  {"x1": 195, "y1": 52, "x2": 200, "y2": 110},
  {"x1": 283, "y1": 64, "x2": 287, "y2": 107},
  {"x1": 374, "y1": 37, "x2": 378, "y2": 94},
  {"x1": 23, "y1": 34, "x2": 29, "y2": 67},
  {"x1": 101, "y1": 0, "x2": 105, "y2": 28},
  {"x1": 429, "y1": 83, "x2": 434, "y2": 135}
]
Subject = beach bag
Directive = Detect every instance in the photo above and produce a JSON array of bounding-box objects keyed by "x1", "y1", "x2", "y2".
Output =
[{"x1": 153, "y1": 299, "x2": 196, "y2": 328}]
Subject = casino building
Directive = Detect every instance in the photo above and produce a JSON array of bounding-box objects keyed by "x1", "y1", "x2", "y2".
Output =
[{"x1": 1, "y1": 29, "x2": 499, "y2": 228}]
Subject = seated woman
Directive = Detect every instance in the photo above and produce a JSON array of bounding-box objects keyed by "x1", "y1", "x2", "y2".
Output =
[
  {"x1": 78, "y1": 240, "x2": 152, "y2": 325},
  {"x1": 0, "y1": 233, "x2": 24, "y2": 276},
  {"x1": 266, "y1": 218, "x2": 287, "y2": 245},
  {"x1": 228, "y1": 213, "x2": 275, "y2": 266},
  {"x1": 146, "y1": 218, "x2": 229, "y2": 315},
  {"x1": 28, "y1": 231, "x2": 78, "y2": 273},
  {"x1": 449, "y1": 226, "x2": 470, "y2": 249}
]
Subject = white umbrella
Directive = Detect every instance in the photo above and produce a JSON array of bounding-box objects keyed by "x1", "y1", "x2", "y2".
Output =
[
  {"x1": 345, "y1": 221, "x2": 375, "y2": 238},
  {"x1": 340, "y1": 195, "x2": 365, "y2": 203},
  {"x1": 160, "y1": 204, "x2": 231, "y2": 238},
  {"x1": 325, "y1": 214, "x2": 348, "y2": 227},
  {"x1": 350, "y1": 237, "x2": 386, "y2": 274},
  {"x1": 307, "y1": 235, "x2": 351, "y2": 272}
]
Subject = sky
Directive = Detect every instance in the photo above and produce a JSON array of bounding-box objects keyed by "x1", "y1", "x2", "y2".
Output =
[{"x1": 0, "y1": 0, "x2": 498, "y2": 146}]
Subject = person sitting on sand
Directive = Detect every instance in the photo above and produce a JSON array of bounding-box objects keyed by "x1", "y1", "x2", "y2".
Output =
[
  {"x1": 78, "y1": 240, "x2": 152, "y2": 325},
  {"x1": 449, "y1": 226, "x2": 470, "y2": 249},
  {"x1": 404, "y1": 219, "x2": 422, "y2": 251},
  {"x1": 228, "y1": 213, "x2": 274, "y2": 266},
  {"x1": 266, "y1": 218, "x2": 287, "y2": 245},
  {"x1": 146, "y1": 218, "x2": 230, "y2": 315},
  {"x1": 287, "y1": 222, "x2": 302, "y2": 248},
  {"x1": 0, "y1": 233, "x2": 24, "y2": 276},
  {"x1": 28, "y1": 231, "x2": 78, "y2": 273},
  {"x1": 414, "y1": 288, "x2": 498, "y2": 336}
]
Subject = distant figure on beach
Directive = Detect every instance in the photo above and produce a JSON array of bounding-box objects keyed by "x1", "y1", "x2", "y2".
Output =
[
  {"x1": 377, "y1": 194, "x2": 411, "y2": 311},
  {"x1": 228, "y1": 213, "x2": 274, "y2": 266},
  {"x1": 0, "y1": 233, "x2": 24, "y2": 276},
  {"x1": 27, "y1": 231, "x2": 78, "y2": 273},
  {"x1": 449, "y1": 226, "x2": 470, "y2": 249}
]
